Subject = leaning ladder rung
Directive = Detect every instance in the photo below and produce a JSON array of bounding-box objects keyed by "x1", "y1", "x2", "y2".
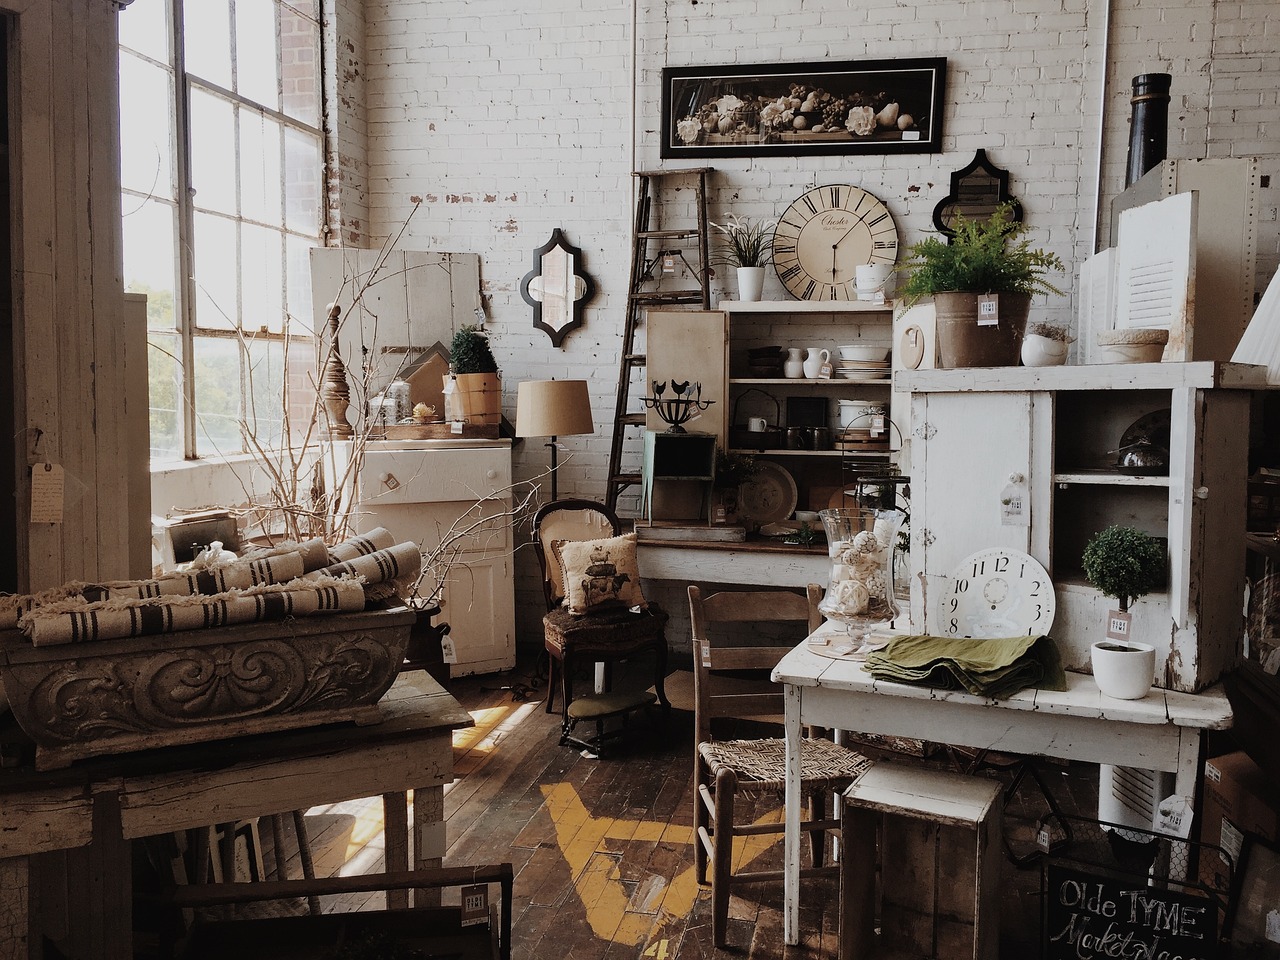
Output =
[
  {"x1": 618, "y1": 413, "x2": 646, "y2": 427},
  {"x1": 638, "y1": 229, "x2": 701, "y2": 240},
  {"x1": 629, "y1": 289, "x2": 704, "y2": 304}
]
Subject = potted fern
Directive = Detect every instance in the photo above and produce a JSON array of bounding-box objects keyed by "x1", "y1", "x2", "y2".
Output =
[
  {"x1": 1082, "y1": 525, "x2": 1166, "y2": 699},
  {"x1": 898, "y1": 202, "x2": 1065, "y2": 368},
  {"x1": 448, "y1": 324, "x2": 501, "y2": 425}
]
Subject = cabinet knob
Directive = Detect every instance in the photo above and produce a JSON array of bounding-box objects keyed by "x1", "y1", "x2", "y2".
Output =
[
  {"x1": 486, "y1": 469, "x2": 497, "y2": 480},
  {"x1": 1194, "y1": 486, "x2": 1209, "y2": 499}
]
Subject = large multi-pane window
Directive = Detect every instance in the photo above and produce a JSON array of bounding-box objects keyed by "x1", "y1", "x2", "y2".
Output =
[{"x1": 119, "y1": 0, "x2": 325, "y2": 461}]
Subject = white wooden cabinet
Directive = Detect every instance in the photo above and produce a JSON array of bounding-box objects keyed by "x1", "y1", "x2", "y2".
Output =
[
  {"x1": 356, "y1": 439, "x2": 515, "y2": 676},
  {"x1": 901, "y1": 361, "x2": 1267, "y2": 693}
]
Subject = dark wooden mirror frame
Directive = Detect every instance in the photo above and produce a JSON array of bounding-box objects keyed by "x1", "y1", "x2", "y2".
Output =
[
  {"x1": 520, "y1": 228, "x2": 596, "y2": 348},
  {"x1": 931, "y1": 148, "x2": 1023, "y2": 240}
]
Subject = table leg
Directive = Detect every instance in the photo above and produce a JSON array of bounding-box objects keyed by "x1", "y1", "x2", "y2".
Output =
[
  {"x1": 784, "y1": 682, "x2": 803, "y2": 946},
  {"x1": 413, "y1": 784, "x2": 446, "y2": 908},
  {"x1": 0, "y1": 857, "x2": 28, "y2": 960},
  {"x1": 383, "y1": 792, "x2": 410, "y2": 909}
]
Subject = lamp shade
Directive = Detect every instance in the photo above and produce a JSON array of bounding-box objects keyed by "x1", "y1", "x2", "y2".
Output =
[{"x1": 515, "y1": 379, "x2": 595, "y2": 438}]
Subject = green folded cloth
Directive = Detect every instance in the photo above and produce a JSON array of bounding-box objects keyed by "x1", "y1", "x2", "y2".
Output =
[{"x1": 865, "y1": 633, "x2": 1067, "y2": 699}]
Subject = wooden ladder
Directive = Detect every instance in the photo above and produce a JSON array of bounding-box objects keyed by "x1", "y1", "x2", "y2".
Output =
[{"x1": 604, "y1": 167, "x2": 713, "y2": 515}]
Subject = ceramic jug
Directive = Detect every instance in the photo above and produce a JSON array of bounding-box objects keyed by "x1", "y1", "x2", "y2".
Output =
[
  {"x1": 783, "y1": 347, "x2": 805, "y2": 379},
  {"x1": 803, "y1": 347, "x2": 830, "y2": 379}
]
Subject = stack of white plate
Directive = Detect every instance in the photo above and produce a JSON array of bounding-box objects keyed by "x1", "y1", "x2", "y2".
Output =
[{"x1": 834, "y1": 359, "x2": 891, "y2": 380}]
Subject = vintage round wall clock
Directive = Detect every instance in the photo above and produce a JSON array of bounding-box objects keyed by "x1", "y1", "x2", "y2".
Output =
[
  {"x1": 773, "y1": 185, "x2": 898, "y2": 301},
  {"x1": 935, "y1": 547, "x2": 1057, "y2": 639}
]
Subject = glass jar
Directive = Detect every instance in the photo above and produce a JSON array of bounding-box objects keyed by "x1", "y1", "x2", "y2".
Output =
[{"x1": 818, "y1": 507, "x2": 906, "y2": 639}]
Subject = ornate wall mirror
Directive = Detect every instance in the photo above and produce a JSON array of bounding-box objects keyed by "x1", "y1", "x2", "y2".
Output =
[
  {"x1": 520, "y1": 229, "x2": 596, "y2": 347},
  {"x1": 931, "y1": 148, "x2": 1022, "y2": 239}
]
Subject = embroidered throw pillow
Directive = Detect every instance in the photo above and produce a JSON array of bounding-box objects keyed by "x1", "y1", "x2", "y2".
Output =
[{"x1": 554, "y1": 532, "x2": 647, "y2": 615}]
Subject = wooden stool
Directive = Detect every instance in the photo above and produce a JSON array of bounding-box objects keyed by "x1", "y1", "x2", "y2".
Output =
[
  {"x1": 839, "y1": 763, "x2": 1002, "y2": 960},
  {"x1": 561, "y1": 689, "x2": 658, "y2": 757}
]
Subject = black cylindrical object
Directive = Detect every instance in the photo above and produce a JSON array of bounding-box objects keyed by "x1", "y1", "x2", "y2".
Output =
[{"x1": 1124, "y1": 73, "x2": 1172, "y2": 187}]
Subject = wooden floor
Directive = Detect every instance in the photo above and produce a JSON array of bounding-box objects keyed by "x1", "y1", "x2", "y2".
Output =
[{"x1": 215, "y1": 652, "x2": 1102, "y2": 959}]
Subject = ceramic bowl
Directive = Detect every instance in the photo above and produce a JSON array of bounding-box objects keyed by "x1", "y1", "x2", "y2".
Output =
[
  {"x1": 1091, "y1": 640, "x2": 1156, "y2": 700},
  {"x1": 837, "y1": 345, "x2": 890, "y2": 362}
]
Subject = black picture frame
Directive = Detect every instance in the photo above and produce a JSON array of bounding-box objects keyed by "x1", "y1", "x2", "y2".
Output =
[{"x1": 660, "y1": 58, "x2": 946, "y2": 159}]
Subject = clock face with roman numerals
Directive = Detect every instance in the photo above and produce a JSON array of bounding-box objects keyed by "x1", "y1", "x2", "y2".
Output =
[
  {"x1": 935, "y1": 547, "x2": 1057, "y2": 639},
  {"x1": 773, "y1": 185, "x2": 898, "y2": 301}
]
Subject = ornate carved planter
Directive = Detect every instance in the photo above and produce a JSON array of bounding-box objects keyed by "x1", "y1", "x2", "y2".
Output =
[{"x1": 0, "y1": 605, "x2": 415, "y2": 770}]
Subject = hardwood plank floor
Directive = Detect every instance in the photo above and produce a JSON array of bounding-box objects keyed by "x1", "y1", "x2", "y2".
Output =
[{"x1": 207, "y1": 651, "x2": 1102, "y2": 959}]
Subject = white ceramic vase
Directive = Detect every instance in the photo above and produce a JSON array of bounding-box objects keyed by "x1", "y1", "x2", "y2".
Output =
[
  {"x1": 736, "y1": 266, "x2": 765, "y2": 302},
  {"x1": 1091, "y1": 640, "x2": 1155, "y2": 700}
]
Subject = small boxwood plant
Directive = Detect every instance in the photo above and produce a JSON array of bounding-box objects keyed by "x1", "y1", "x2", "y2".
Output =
[
  {"x1": 1081, "y1": 525, "x2": 1165, "y2": 613},
  {"x1": 450, "y1": 324, "x2": 499, "y2": 375}
]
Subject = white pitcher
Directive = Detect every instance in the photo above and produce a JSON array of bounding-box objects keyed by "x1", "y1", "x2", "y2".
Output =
[
  {"x1": 803, "y1": 347, "x2": 830, "y2": 379},
  {"x1": 783, "y1": 347, "x2": 805, "y2": 379}
]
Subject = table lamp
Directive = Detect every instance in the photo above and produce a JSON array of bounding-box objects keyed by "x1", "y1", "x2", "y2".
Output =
[{"x1": 515, "y1": 379, "x2": 594, "y2": 501}]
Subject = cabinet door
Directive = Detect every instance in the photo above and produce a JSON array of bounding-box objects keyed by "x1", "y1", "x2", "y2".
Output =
[
  {"x1": 645, "y1": 310, "x2": 728, "y2": 441},
  {"x1": 911, "y1": 391, "x2": 1036, "y2": 630},
  {"x1": 437, "y1": 551, "x2": 516, "y2": 675}
]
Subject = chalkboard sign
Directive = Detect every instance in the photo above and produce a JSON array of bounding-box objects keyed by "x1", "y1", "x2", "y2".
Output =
[{"x1": 1044, "y1": 863, "x2": 1218, "y2": 960}]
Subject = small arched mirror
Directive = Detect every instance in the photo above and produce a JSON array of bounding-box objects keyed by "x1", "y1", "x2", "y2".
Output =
[
  {"x1": 932, "y1": 149, "x2": 1022, "y2": 240},
  {"x1": 520, "y1": 229, "x2": 596, "y2": 348}
]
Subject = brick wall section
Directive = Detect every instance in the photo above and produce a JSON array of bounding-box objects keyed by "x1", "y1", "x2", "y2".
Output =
[{"x1": 342, "y1": 0, "x2": 1280, "y2": 650}]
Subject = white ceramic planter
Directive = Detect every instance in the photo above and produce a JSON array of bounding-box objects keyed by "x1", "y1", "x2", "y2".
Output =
[
  {"x1": 1091, "y1": 640, "x2": 1156, "y2": 699},
  {"x1": 1020, "y1": 333, "x2": 1069, "y2": 367},
  {"x1": 736, "y1": 266, "x2": 765, "y2": 302}
]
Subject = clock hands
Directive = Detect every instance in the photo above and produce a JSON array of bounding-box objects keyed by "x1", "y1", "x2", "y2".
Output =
[{"x1": 829, "y1": 220, "x2": 864, "y2": 283}]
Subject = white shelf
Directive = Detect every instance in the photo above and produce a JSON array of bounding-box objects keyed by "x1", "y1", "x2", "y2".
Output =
[
  {"x1": 899, "y1": 360, "x2": 1271, "y2": 394},
  {"x1": 719, "y1": 299, "x2": 895, "y2": 314},
  {"x1": 730, "y1": 377, "x2": 891, "y2": 386},
  {"x1": 729, "y1": 448, "x2": 890, "y2": 458},
  {"x1": 1054, "y1": 470, "x2": 1171, "y2": 487}
]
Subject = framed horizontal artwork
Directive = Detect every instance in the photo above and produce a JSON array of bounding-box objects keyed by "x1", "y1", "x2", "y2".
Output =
[{"x1": 660, "y1": 58, "x2": 947, "y2": 159}]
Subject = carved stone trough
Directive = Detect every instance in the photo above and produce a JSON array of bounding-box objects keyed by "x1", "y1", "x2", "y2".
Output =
[{"x1": 0, "y1": 604, "x2": 415, "y2": 770}]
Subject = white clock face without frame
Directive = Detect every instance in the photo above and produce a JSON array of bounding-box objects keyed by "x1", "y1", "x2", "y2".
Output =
[
  {"x1": 773, "y1": 185, "x2": 898, "y2": 301},
  {"x1": 936, "y1": 548, "x2": 1057, "y2": 639}
]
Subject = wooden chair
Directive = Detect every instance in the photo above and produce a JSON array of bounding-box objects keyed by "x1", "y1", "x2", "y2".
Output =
[
  {"x1": 532, "y1": 499, "x2": 670, "y2": 754},
  {"x1": 688, "y1": 584, "x2": 873, "y2": 946}
]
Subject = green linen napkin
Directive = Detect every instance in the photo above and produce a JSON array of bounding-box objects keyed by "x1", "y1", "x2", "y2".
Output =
[{"x1": 864, "y1": 633, "x2": 1067, "y2": 699}]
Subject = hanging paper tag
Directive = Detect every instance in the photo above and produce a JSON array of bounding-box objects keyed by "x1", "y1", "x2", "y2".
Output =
[
  {"x1": 818, "y1": 360, "x2": 833, "y2": 379},
  {"x1": 870, "y1": 414, "x2": 886, "y2": 437},
  {"x1": 701, "y1": 639, "x2": 712, "y2": 667},
  {"x1": 1155, "y1": 794, "x2": 1193, "y2": 839},
  {"x1": 977, "y1": 294, "x2": 1000, "y2": 326},
  {"x1": 460, "y1": 884, "x2": 489, "y2": 927},
  {"x1": 382, "y1": 473, "x2": 401, "y2": 491},
  {"x1": 451, "y1": 420, "x2": 465, "y2": 434},
  {"x1": 661, "y1": 254, "x2": 676, "y2": 274},
  {"x1": 873, "y1": 288, "x2": 886, "y2": 305},
  {"x1": 1105, "y1": 609, "x2": 1132, "y2": 642},
  {"x1": 441, "y1": 634, "x2": 458, "y2": 664},
  {"x1": 1000, "y1": 480, "x2": 1029, "y2": 526},
  {"x1": 30, "y1": 462, "x2": 65, "y2": 524}
]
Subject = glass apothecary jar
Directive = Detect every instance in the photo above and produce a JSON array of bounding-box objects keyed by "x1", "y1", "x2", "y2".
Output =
[{"x1": 818, "y1": 507, "x2": 905, "y2": 640}]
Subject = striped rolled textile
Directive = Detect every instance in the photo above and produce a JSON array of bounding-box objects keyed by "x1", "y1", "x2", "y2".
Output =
[
  {"x1": 305, "y1": 541, "x2": 421, "y2": 590},
  {"x1": 0, "y1": 583, "x2": 89, "y2": 630},
  {"x1": 20, "y1": 576, "x2": 366, "y2": 647},
  {"x1": 327, "y1": 527, "x2": 396, "y2": 564},
  {"x1": 82, "y1": 551, "x2": 308, "y2": 603}
]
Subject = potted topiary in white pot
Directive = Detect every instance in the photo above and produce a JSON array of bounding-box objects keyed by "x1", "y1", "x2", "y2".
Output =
[
  {"x1": 448, "y1": 324, "x2": 501, "y2": 425},
  {"x1": 710, "y1": 215, "x2": 774, "y2": 302},
  {"x1": 1081, "y1": 525, "x2": 1166, "y2": 699},
  {"x1": 898, "y1": 203, "x2": 1065, "y2": 368}
]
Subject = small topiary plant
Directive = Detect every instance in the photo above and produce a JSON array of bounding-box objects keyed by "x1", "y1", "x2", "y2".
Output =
[
  {"x1": 1081, "y1": 525, "x2": 1165, "y2": 613},
  {"x1": 449, "y1": 324, "x2": 499, "y2": 375}
]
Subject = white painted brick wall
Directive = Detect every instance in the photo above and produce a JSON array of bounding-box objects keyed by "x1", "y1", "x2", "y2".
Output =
[{"x1": 335, "y1": 0, "x2": 1280, "y2": 653}]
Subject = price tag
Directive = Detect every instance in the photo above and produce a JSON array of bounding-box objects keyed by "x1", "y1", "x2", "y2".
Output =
[
  {"x1": 701, "y1": 639, "x2": 712, "y2": 667},
  {"x1": 1155, "y1": 794, "x2": 1193, "y2": 839},
  {"x1": 818, "y1": 360, "x2": 834, "y2": 379},
  {"x1": 382, "y1": 473, "x2": 401, "y2": 491},
  {"x1": 441, "y1": 635, "x2": 458, "y2": 664},
  {"x1": 1106, "y1": 609, "x2": 1132, "y2": 642},
  {"x1": 451, "y1": 420, "x2": 465, "y2": 434},
  {"x1": 870, "y1": 414, "x2": 886, "y2": 436},
  {"x1": 977, "y1": 293, "x2": 1000, "y2": 326},
  {"x1": 661, "y1": 254, "x2": 676, "y2": 274},
  {"x1": 873, "y1": 288, "x2": 886, "y2": 305},
  {"x1": 30, "y1": 462, "x2": 65, "y2": 524},
  {"x1": 460, "y1": 884, "x2": 489, "y2": 927},
  {"x1": 1000, "y1": 481, "x2": 1029, "y2": 526}
]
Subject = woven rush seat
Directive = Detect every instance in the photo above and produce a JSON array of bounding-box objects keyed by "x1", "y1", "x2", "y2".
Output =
[{"x1": 699, "y1": 737, "x2": 874, "y2": 796}]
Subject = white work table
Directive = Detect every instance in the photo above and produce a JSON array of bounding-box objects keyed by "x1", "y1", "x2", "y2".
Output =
[{"x1": 772, "y1": 621, "x2": 1234, "y2": 946}]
